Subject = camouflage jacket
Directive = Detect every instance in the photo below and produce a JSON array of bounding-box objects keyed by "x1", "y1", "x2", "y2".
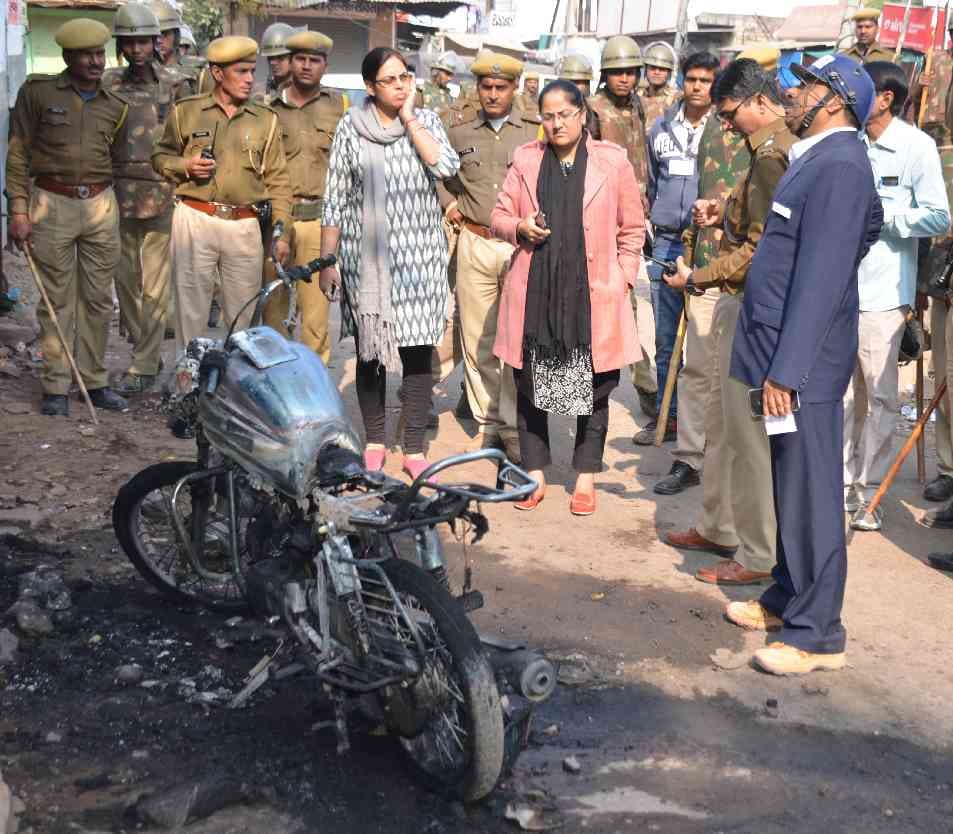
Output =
[
  {"x1": 684, "y1": 117, "x2": 751, "y2": 269},
  {"x1": 640, "y1": 86, "x2": 681, "y2": 134},
  {"x1": 919, "y1": 50, "x2": 953, "y2": 146},
  {"x1": 103, "y1": 61, "x2": 191, "y2": 219},
  {"x1": 420, "y1": 80, "x2": 453, "y2": 112},
  {"x1": 684, "y1": 119, "x2": 796, "y2": 293},
  {"x1": 588, "y1": 88, "x2": 648, "y2": 197}
]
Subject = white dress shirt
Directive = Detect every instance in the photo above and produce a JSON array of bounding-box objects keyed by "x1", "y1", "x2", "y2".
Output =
[
  {"x1": 859, "y1": 117, "x2": 950, "y2": 311},
  {"x1": 788, "y1": 126, "x2": 857, "y2": 163}
]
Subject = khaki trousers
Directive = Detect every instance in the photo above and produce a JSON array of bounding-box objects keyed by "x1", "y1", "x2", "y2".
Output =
[
  {"x1": 843, "y1": 307, "x2": 906, "y2": 501},
  {"x1": 931, "y1": 299, "x2": 953, "y2": 475},
  {"x1": 116, "y1": 212, "x2": 173, "y2": 376},
  {"x1": 30, "y1": 187, "x2": 120, "y2": 395},
  {"x1": 263, "y1": 218, "x2": 332, "y2": 365},
  {"x1": 171, "y1": 203, "x2": 263, "y2": 353},
  {"x1": 455, "y1": 227, "x2": 517, "y2": 440},
  {"x1": 697, "y1": 293, "x2": 776, "y2": 573},
  {"x1": 673, "y1": 287, "x2": 719, "y2": 470}
]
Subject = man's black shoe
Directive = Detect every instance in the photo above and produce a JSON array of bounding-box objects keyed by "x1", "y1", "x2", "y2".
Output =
[
  {"x1": 654, "y1": 461, "x2": 700, "y2": 495},
  {"x1": 921, "y1": 499, "x2": 953, "y2": 529},
  {"x1": 41, "y1": 394, "x2": 69, "y2": 417},
  {"x1": 924, "y1": 474, "x2": 953, "y2": 503},
  {"x1": 208, "y1": 298, "x2": 221, "y2": 329},
  {"x1": 88, "y1": 387, "x2": 129, "y2": 412},
  {"x1": 928, "y1": 552, "x2": 953, "y2": 572}
]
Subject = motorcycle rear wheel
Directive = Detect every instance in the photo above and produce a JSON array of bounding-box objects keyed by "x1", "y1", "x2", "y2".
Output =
[
  {"x1": 380, "y1": 558, "x2": 504, "y2": 802},
  {"x1": 112, "y1": 461, "x2": 248, "y2": 612}
]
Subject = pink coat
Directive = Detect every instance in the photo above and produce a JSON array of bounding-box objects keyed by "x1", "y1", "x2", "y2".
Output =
[{"x1": 490, "y1": 136, "x2": 646, "y2": 373}]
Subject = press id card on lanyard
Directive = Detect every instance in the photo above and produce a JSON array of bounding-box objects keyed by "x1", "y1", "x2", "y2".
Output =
[{"x1": 669, "y1": 158, "x2": 695, "y2": 177}]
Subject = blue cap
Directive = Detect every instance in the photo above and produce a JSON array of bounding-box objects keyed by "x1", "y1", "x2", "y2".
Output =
[{"x1": 790, "y1": 54, "x2": 875, "y2": 127}]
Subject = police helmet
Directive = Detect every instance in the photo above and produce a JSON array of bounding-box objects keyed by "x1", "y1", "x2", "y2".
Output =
[
  {"x1": 643, "y1": 42, "x2": 675, "y2": 71},
  {"x1": 601, "y1": 36, "x2": 643, "y2": 70},
  {"x1": 113, "y1": 3, "x2": 161, "y2": 38},
  {"x1": 260, "y1": 22, "x2": 294, "y2": 57},
  {"x1": 790, "y1": 54, "x2": 876, "y2": 127},
  {"x1": 557, "y1": 53, "x2": 593, "y2": 81}
]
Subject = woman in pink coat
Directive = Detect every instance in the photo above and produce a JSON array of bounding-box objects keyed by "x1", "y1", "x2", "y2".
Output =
[{"x1": 490, "y1": 79, "x2": 645, "y2": 516}]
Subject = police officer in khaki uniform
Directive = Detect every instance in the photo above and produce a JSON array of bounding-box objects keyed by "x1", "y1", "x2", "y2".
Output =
[
  {"x1": 517, "y1": 72, "x2": 540, "y2": 117},
  {"x1": 664, "y1": 58, "x2": 795, "y2": 584},
  {"x1": 840, "y1": 8, "x2": 896, "y2": 64},
  {"x1": 105, "y1": 3, "x2": 191, "y2": 394},
  {"x1": 588, "y1": 36, "x2": 658, "y2": 419},
  {"x1": 7, "y1": 19, "x2": 129, "y2": 416},
  {"x1": 640, "y1": 42, "x2": 681, "y2": 129},
  {"x1": 152, "y1": 35, "x2": 293, "y2": 352},
  {"x1": 262, "y1": 30, "x2": 344, "y2": 365},
  {"x1": 437, "y1": 52, "x2": 541, "y2": 460}
]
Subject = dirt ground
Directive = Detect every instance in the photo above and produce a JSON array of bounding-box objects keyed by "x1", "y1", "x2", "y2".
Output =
[{"x1": 2, "y1": 249, "x2": 953, "y2": 834}]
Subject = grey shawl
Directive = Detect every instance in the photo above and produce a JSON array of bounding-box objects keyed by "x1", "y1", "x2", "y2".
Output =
[{"x1": 348, "y1": 98, "x2": 405, "y2": 369}]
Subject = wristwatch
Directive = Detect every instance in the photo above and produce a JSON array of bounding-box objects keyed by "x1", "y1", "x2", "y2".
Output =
[{"x1": 685, "y1": 273, "x2": 704, "y2": 297}]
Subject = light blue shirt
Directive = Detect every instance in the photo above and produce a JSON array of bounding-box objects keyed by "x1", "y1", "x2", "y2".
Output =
[{"x1": 859, "y1": 117, "x2": 950, "y2": 311}]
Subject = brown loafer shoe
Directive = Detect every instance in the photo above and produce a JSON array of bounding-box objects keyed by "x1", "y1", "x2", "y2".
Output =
[
  {"x1": 569, "y1": 490, "x2": 596, "y2": 516},
  {"x1": 696, "y1": 559, "x2": 771, "y2": 585},
  {"x1": 665, "y1": 528, "x2": 738, "y2": 557}
]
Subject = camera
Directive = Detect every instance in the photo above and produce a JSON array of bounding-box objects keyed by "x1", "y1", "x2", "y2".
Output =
[{"x1": 924, "y1": 241, "x2": 953, "y2": 298}]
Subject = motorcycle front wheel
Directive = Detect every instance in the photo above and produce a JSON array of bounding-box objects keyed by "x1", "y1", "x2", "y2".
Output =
[
  {"x1": 379, "y1": 559, "x2": 504, "y2": 802},
  {"x1": 112, "y1": 461, "x2": 248, "y2": 612}
]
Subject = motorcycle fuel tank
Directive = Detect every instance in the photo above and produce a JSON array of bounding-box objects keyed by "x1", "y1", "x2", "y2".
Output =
[{"x1": 199, "y1": 327, "x2": 362, "y2": 498}]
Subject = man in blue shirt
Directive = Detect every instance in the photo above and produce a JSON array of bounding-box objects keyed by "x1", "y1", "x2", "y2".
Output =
[
  {"x1": 845, "y1": 62, "x2": 949, "y2": 532},
  {"x1": 638, "y1": 52, "x2": 718, "y2": 445},
  {"x1": 727, "y1": 55, "x2": 883, "y2": 675}
]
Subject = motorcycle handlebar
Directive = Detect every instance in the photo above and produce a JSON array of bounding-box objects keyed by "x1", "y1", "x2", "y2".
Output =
[{"x1": 279, "y1": 254, "x2": 337, "y2": 284}]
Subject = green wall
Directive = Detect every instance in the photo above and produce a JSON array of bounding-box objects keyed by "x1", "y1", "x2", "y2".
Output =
[{"x1": 26, "y1": 7, "x2": 120, "y2": 75}]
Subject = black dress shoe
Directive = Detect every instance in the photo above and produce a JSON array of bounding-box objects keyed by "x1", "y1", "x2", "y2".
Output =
[
  {"x1": 41, "y1": 394, "x2": 69, "y2": 417},
  {"x1": 207, "y1": 299, "x2": 221, "y2": 329},
  {"x1": 921, "y1": 499, "x2": 953, "y2": 529},
  {"x1": 924, "y1": 474, "x2": 953, "y2": 503},
  {"x1": 454, "y1": 386, "x2": 473, "y2": 420},
  {"x1": 87, "y1": 387, "x2": 129, "y2": 412},
  {"x1": 927, "y1": 552, "x2": 953, "y2": 572},
  {"x1": 654, "y1": 461, "x2": 700, "y2": 495}
]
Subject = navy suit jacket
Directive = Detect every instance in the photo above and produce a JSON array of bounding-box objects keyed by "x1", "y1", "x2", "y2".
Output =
[{"x1": 730, "y1": 130, "x2": 883, "y2": 404}]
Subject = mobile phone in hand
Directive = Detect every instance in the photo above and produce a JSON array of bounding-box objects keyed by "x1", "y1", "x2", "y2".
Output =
[
  {"x1": 748, "y1": 387, "x2": 801, "y2": 418},
  {"x1": 535, "y1": 211, "x2": 547, "y2": 229}
]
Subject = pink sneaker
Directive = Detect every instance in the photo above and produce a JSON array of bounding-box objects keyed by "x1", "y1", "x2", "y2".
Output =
[
  {"x1": 402, "y1": 455, "x2": 434, "y2": 482},
  {"x1": 363, "y1": 445, "x2": 386, "y2": 471}
]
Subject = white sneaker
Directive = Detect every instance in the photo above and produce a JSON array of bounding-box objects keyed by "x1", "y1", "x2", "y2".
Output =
[
  {"x1": 843, "y1": 484, "x2": 862, "y2": 513},
  {"x1": 850, "y1": 506, "x2": 882, "y2": 532}
]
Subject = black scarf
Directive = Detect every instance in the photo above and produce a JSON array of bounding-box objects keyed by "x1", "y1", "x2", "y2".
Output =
[{"x1": 522, "y1": 135, "x2": 592, "y2": 363}]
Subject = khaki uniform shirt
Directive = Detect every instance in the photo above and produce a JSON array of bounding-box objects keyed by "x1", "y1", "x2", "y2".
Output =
[
  {"x1": 588, "y1": 88, "x2": 649, "y2": 197},
  {"x1": 517, "y1": 91, "x2": 539, "y2": 119},
  {"x1": 151, "y1": 92, "x2": 293, "y2": 230},
  {"x1": 683, "y1": 119, "x2": 796, "y2": 293},
  {"x1": 840, "y1": 41, "x2": 896, "y2": 64},
  {"x1": 6, "y1": 71, "x2": 129, "y2": 215},
  {"x1": 104, "y1": 61, "x2": 191, "y2": 219},
  {"x1": 268, "y1": 85, "x2": 345, "y2": 202},
  {"x1": 438, "y1": 107, "x2": 542, "y2": 227},
  {"x1": 640, "y1": 86, "x2": 681, "y2": 133}
]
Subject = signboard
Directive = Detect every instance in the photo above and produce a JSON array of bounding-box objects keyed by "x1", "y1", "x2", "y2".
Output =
[{"x1": 879, "y1": 4, "x2": 949, "y2": 52}]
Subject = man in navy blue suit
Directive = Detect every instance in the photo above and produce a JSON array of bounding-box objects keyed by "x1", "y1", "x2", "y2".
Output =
[{"x1": 726, "y1": 55, "x2": 883, "y2": 676}]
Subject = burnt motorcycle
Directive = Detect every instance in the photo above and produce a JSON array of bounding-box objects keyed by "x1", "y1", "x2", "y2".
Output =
[{"x1": 112, "y1": 236, "x2": 556, "y2": 801}]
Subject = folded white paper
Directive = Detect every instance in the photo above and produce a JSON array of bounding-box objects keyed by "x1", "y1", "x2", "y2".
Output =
[{"x1": 765, "y1": 412, "x2": 798, "y2": 436}]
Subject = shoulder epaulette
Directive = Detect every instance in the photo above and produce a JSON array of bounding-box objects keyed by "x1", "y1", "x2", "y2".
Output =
[
  {"x1": 24, "y1": 74, "x2": 56, "y2": 84},
  {"x1": 173, "y1": 91, "x2": 212, "y2": 105}
]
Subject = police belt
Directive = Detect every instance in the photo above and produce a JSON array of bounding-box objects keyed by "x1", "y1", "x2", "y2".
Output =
[
  {"x1": 291, "y1": 197, "x2": 324, "y2": 222},
  {"x1": 653, "y1": 224, "x2": 684, "y2": 237},
  {"x1": 180, "y1": 197, "x2": 258, "y2": 221},
  {"x1": 35, "y1": 178, "x2": 111, "y2": 200},
  {"x1": 461, "y1": 218, "x2": 497, "y2": 241}
]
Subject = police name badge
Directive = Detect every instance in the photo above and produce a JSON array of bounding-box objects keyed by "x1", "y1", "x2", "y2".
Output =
[{"x1": 669, "y1": 158, "x2": 694, "y2": 177}]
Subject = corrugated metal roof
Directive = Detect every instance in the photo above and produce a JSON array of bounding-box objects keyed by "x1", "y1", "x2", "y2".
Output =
[
  {"x1": 264, "y1": 0, "x2": 467, "y2": 11},
  {"x1": 28, "y1": 0, "x2": 120, "y2": 8},
  {"x1": 773, "y1": 3, "x2": 845, "y2": 43}
]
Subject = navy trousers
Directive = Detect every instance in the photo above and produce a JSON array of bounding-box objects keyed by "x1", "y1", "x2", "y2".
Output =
[{"x1": 760, "y1": 400, "x2": 848, "y2": 655}]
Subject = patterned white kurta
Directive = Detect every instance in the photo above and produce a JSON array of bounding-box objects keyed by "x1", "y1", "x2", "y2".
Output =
[{"x1": 322, "y1": 107, "x2": 460, "y2": 349}]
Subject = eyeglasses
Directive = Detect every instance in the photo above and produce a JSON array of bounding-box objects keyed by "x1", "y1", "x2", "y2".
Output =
[
  {"x1": 716, "y1": 96, "x2": 751, "y2": 124},
  {"x1": 540, "y1": 108, "x2": 582, "y2": 124},
  {"x1": 374, "y1": 72, "x2": 413, "y2": 88}
]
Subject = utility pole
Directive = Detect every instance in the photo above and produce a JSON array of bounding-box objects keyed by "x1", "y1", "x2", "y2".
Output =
[{"x1": 674, "y1": 0, "x2": 690, "y2": 54}]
